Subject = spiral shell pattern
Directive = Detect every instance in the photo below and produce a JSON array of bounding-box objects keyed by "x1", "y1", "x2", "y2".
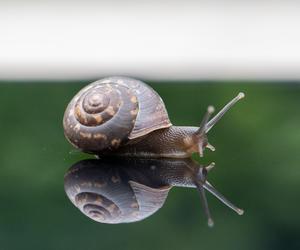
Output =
[
  {"x1": 75, "y1": 193, "x2": 123, "y2": 223},
  {"x1": 63, "y1": 77, "x2": 172, "y2": 153},
  {"x1": 63, "y1": 80, "x2": 139, "y2": 152},
  {"x1": 64, "y1": 159, "x2": 171, "y2": 224}
]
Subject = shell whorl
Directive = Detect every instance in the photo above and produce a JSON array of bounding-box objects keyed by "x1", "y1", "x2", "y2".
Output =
[
  {"x1": 64, "y1": 159, "x2": 171, "y2": 224},
  {"x1": 63, "y1": 80, "x2": 139, "y2": 152},
  {"x1": 75, "y1": 193, "x2": 122, "y2": 223},
  {"x1": 63, "y1": 77, "x2": 172, "y2": 153}
]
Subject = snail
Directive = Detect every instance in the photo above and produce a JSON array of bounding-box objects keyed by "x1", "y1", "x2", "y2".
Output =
[
  {"x1": 64, "y1": 158, "x2": 244, "y2": 226},
  {"x1": 63, "y1": 76, "x2": 245, "y2": 157}
]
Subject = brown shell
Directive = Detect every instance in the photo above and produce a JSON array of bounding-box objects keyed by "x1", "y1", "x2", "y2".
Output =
[
  {"x1": 64, "y1": 159, "x2": 171, "y2": 224},
  {"x1": 92, "y1": 77, "x2": 172, "y2": 139},
  {"x1": 63, "y1": 76, "x2": 172, "y2": 152}
]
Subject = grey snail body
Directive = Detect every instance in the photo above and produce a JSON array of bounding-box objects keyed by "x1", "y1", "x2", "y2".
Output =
[
  {"x1": 63, "y1": 76, "x2": 245, "y2": 158},
  {"x1": 64, "y1": 158, "x2": 244, "y2": 226}
]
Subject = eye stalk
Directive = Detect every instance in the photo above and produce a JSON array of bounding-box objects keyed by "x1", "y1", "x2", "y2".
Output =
[
  {"x1": 195, "y1": 106, "x2": 215, "y2": 157},
  {"x1": 194, "y1": 162, "x2": 244, "y2": 227},
  {"x1": 205, "y1": 92, "x2": 245, "y2": 133},
  {"x1": 194, "y1": 92, "x2": 245, "y2": 157},
  {"x1": 194, "y1": 162, "x2": 215, "y2": 227}
]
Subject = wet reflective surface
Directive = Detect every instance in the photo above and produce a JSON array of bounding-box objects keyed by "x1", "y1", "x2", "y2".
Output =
[
  {"x1": 64, "y1": 158, "x2": 242, "y2": 226},
  {"x1": 1, "y1": 82, "x2": 300, "y2": 250}
]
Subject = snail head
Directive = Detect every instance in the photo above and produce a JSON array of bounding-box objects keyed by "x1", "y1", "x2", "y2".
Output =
[{"x1": 192, "y1": 92, "x2": 245, "y2": 157}]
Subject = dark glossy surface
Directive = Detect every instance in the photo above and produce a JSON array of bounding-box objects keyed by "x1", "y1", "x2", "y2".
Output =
[{"x1": 0, "y1": 81, "x2": 299, "y2": 250}]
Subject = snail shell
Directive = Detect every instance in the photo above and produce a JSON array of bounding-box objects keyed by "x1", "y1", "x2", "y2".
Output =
[
  {"x1": 63, "y1": 77, "x2": 172, "y2": 153},
  {"x1": 64, "y1": 159, "x2": 173, "y2": 224}
]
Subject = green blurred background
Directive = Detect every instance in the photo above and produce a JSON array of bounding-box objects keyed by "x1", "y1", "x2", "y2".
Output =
[{"x1": 0, "y1": 81, "x2": 299, "y2": 250}]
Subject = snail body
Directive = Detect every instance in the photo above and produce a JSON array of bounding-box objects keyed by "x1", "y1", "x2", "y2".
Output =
[
  {"x1": 64, "y1": 158, "x2": 244, "y2": 225},
  {"x1": 63, "y1": 76, "x2": 244, "y2": 158}
]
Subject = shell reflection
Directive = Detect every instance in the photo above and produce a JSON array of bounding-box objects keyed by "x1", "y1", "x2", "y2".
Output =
[{"x1": 64, "y1": 158, "x2": 243, "y2": 226}]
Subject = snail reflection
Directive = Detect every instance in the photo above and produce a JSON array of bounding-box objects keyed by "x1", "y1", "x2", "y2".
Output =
[{"x1": 64, "y1": 158, "x2": 243, "y2": 227}]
